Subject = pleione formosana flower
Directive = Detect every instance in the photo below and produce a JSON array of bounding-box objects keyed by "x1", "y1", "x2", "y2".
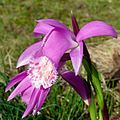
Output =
[{"x1": 5, "y1": 16, "x2": 117, "y2": 118}]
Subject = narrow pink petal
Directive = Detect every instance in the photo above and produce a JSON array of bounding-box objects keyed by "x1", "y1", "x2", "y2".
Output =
[
  {"x1": 7, "y1": 76, "x2": 31, "y2": 101},
  {"x1": 5, "y1": 71, "x2": 27, "y2": 92},
  {"x1": 35, "y1": 87, "x2": 50, "y2": 114},
  {"x1": 61, "y1": 71, "x2": 91, "y2": 105},
  {"x1": 21, "y1": 86, "x2": 34, "y2": 105},
  {"x1": 43, "y1": 28, "x2": 77, "y2": 67},
  {"x1": 22, "y1": 88, "x2": 40, "y2": 118},
  {"x1": 34, "y1": 19, "x2": 68, "y2": 37},
  {"x1": 16, "y1": 41, "x2": 42, "y2": 68},
  {"x1": 76, "y1": 21, "x2": 117, "y2": 42},
  {"x1": 70, "y1": 42, "x2": 83, "y2": 75}
]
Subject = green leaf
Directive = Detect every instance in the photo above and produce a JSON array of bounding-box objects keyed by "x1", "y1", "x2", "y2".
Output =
[
  {"x1": 91, "y1": 65, "x2": 104, "y2": 109},
  {"x1": 83, "y1": 58, "x2": 104, "y2": 109},
  {"x1": 99, "y1": 109, "x2": 103, "y2": 120},
  {"x1": 89, "y1": 96, "x2": 97, "y2": 120}
]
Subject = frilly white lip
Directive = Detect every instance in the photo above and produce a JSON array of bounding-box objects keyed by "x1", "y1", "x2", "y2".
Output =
[{"x1": 28, "y1": 56, "x2": 58, "y2": 89}]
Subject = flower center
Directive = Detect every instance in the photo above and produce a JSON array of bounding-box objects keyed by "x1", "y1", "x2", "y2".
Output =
[{"x1": 28, "y1": 56, "x2": 58, "y2": 89}]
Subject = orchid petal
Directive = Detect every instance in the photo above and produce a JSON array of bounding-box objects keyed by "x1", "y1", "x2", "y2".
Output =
[
  {"x1": 21, "y1": 86, "x2": 34, "y2": 105},
  {"x1": 43, "y1": 28, "x2": 77, "y2": 67},
  {"x1": 70, "y1": 42, "x2": 83, "y2": 75},
  {"x1": 33, "y1": 22, "x2": 54, "y2": 37},
  {"x1": 34, "y1": 19, "x2": 68, "y2": 37},
  {"x1": 16, "y1": 41, "x2": 42, "y2": 68},
  {"x1": 22, "y1": 88, "x2": 40, "y2": 118},
  {"x1": 5, "y1": 71, "x2": 27, "y2": 92},
  {"x1": 7, "y1": 76, "x2": 31, "y2": 101},
  {"x1": 34, "y1": 87, "x2": 50, "y2": 115},
  {"x1": 37, "y1": 19, "x2": 68, "y2": 29},
  {"x1": 62, "y1": 71, "x2": 91, "y2": 105},
  {"x1": 76, "y1": 21, "x2": 117, "y2": 42}
]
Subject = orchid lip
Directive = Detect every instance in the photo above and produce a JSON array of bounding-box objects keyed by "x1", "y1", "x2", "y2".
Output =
[{"x1": 28, "y1": 56, "x2": 58, "y2": 89}]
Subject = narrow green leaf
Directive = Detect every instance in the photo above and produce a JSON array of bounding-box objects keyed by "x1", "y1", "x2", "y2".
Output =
[
  {"x1": 83, "y1": 58, "x2": 104, "y2": 109},
  {"x1": 99, "y1": 109, "x2": 103, "y2": 120},
  {"x1": 89, "y1": 97, "x2": 97, "y2": 120},
  {"x1": 91, "y1": 65, "x2": 104, "y2": 109}
]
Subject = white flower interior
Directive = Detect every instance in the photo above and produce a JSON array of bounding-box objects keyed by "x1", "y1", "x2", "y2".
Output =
[{"x1": 28, "y1": 56, "x2": 58, "y2": 89}]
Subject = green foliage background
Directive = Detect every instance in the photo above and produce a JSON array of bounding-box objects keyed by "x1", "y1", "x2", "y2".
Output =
[{"x1": 0, "y1": 0, "x2": 120, "y2": 119}]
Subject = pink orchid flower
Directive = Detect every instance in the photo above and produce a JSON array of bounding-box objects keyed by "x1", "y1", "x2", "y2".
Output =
[
  {"x1": 5, "y1": 17, "x2": 117, "y2": 118},
  {"x1": 6, "y1": 25, "x2": 90, "y2": 118}
]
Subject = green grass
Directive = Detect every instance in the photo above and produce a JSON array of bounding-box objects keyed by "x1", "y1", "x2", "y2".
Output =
[{"x1": 0, "y1": 0, "x2": 120, "y2": 119}]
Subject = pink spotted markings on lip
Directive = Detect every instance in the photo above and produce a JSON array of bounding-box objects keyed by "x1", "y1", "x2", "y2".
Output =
[{"x1": 28, "y1": 56, "x2": 58, "y2": 89}]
